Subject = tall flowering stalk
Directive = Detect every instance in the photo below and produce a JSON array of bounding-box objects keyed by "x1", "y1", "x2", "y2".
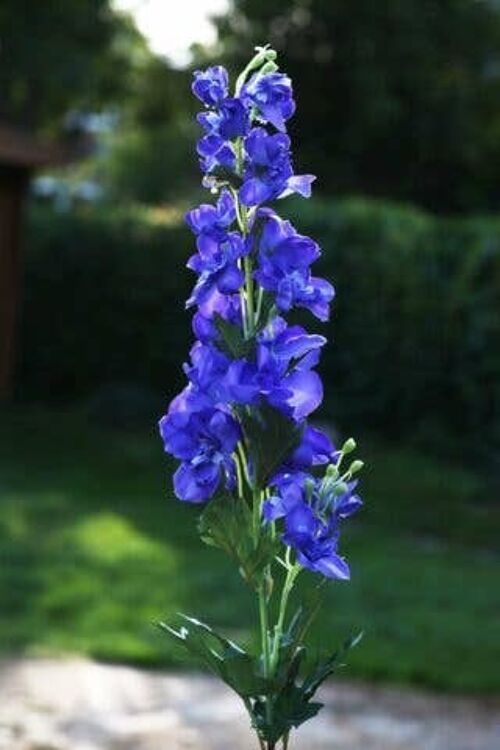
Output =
[{"x1": 158, "y1": 46, "x2": 363, "y2": 750}]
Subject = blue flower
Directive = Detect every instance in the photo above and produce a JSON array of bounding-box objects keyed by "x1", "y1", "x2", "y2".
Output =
[
  {"x1": 240, "y1": 128, "x2": 315, "y2": 206},
  {"x1": 183, "y1": 341, "x2": 231, "y2": 404},
  {"x1": 192, "y1": 66, "x2": 229, "y2": 106},
  {"x1": 198, "y1": 97, "x2": 250, "y2": 140},
  {"x1": 273, "y1": 425, "x2": 336, "y2": 480},
  {"x1": 197, "y1": 135, "x2": 235, "y2": 174},
  {"x1": 159, "y1": 391, "x2": 240, "y2": 503},
  {"x1": 186, "y1": 190, "x2": 236, "y2": 263},
  {"x1": 192, "y1": 291, "x2": 242, "y2": 343},
  {"x1": 221, "y1": 317, "x2": 325, "y2": 420},
  {"x1": 186, "y1": 231, "x2": 246, "y2": 308},
  {"x1": 186, "y1": 189, "x2": 235, "y2": 238},
  {"x1": 256, "y1": 317, "x2": 325, "y2": 420},
  {"x1": 242, "y1": 72, "x2": 295, "y2": 131},
  {"x1": 254, "y1": 212, "x2": 335, "y2": 321},
  {"x1": 283, "y1": 503, "x2": 350, "y2": 579},
  {"x1": 263, "y1": 473, "x2": 362, "y2": 579}
]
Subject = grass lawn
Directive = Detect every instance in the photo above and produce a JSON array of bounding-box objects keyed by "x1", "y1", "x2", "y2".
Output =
[{"x1": 0, "y1": 406, "x2": 499, "y2": 693}]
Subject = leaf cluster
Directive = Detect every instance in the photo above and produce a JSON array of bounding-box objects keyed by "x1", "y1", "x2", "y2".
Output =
[
  {"x1": 159, "y1": 613, "x2": 362, "y2": 746},
  {"x1": 198, "y1": 493, "x2": 279, "y2": 588}
]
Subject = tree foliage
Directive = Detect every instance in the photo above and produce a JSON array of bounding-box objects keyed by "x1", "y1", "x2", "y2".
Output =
[
  {"x1": 0, "y1": 0, "x2": 142, "y2": 134},
  {"x1": 214, "y1": 0, "x2": 500, "y2": 212}
]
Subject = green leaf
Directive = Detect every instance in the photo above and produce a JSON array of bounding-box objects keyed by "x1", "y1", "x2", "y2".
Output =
[
  {"x1": 214, "y1": 315, "x2": 252, "y2": 359},
  {"x1": 302, "y1": 631, "x2": 363, "y2": 700},
  {"x1": 158, "y1": 615, "x2": 267, "y2": 698},
  {"x1": 198, "y1": 493, "x2": 279, "y2": 588},
  {"x1": 252, "y1": 632, "x2": 363, "y2": 744},
  {"x1": 240, "y1": 405, "x2": 304, "y2": 487},
  {"x1": 160, "y1": 613, "x2": 363, "y2": 747}
]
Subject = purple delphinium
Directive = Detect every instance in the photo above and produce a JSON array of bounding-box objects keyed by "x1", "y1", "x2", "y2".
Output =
[
  {"x1": 254, "y1": 210, "x2": 335, "y2": 320},
  {"x1": 160, "y1": 45, "x2": 361, "y2": 560},
  {"x1": 264, "y1": 474, "x2": 362, "y2": 579},
  {"x1": 242, "y1": 71, "x2": 296, "y2": 132},
  {"x1": 159, "y1": 388, "x2": 240, "y2": 503},
  {"x1": 240, "y1": 128, "x2": 315, "y2": 206},
  {"x1": 158, "y1": 46, "x2": 364, "y2": 750},
  {"x1": 192, "y1": 65, "x2": 229, "y2": 106}
]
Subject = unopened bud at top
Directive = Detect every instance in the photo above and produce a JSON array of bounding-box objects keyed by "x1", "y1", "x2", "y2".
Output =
[{"x1": 260, "y1": 61, "x2": 279, "y2": 75}]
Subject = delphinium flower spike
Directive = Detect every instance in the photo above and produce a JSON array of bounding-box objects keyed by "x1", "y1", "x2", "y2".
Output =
[{"x1": 158, "y1": 45, "x2": 364, "y2": 750}]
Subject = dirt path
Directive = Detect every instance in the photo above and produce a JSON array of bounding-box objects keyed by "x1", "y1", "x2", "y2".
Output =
[{"x1": 0, "y1": 658, "x2": 498, "y2": 750}]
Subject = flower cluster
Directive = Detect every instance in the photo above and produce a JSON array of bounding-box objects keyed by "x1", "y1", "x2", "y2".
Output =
[
  {"x1": 158, "y1": 47, "x2": 365, "y2": 750},
  {"x1": 159, "y1": 46, "x2": 362, "y2": 582}
]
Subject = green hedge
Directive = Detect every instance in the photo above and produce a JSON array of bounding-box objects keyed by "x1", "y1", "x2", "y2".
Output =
[{"x1": 18, "y1": 198, "x2": 500, "y2": 455}]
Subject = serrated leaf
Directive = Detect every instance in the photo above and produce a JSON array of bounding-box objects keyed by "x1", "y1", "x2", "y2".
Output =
[{"x1": 240, "y1": 405, "x2": 304, "y2": 486}]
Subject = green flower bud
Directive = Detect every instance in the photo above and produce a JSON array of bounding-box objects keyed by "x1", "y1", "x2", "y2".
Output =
[
  {"x1": 235, "y1": 46, "x2": 278, "y2": 94},
  {"x1": 325, "y1": 463, "x2": 339, "y2": 479},
  {"x1": 333, "y1": 482, "x2": 349, "y2": 496},
  {"x1": 349, "y1": 460, "x2": 364, "y2": 475},
  {"x1": 249, "y1": 46, "x2": 277, "y2": 72},
  {"x1": 260, "y1": 61, "x2": 279, "y2": 75},
  {"x1": 254, "y1": 45, "x2": 277, "y2": 62},
  {"x1": 342, "y1": 437, "x2": 356, "y2": 454}
]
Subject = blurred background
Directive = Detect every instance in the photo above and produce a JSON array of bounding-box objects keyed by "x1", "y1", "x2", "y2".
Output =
[{"x1": 0, "y1": 0, "x2": 499, "y2": 701}]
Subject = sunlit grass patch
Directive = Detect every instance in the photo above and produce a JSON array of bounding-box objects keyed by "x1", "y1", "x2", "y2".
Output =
[{"x1": 0, "y1": 407, "x2": 498, "y2": 691}]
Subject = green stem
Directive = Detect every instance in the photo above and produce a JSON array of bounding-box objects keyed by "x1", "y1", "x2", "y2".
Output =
[
  {"x1": 233, "y1": 142, "x2": 256, "y2": 339},
  {"x1": 270, "y1": 563, "x2": 300, "y2": 671},
  {"x1": 235, "y1": 45, "x2": 274, "y2": 96},
  {"x1": 252, "y1": 488, "x2": 262, "y2": 542},
  {"x1": 251, "y1": 485, "x2": 273, "y2": 733},
  {"x1": 237, "y1": 441, "x2": 252, "y2": 489},
  {"x1": 244, "y1": 253, "x2": 255, "y2": 335},
  {"x1": 233, "y1": 450, "x2": 244, "y2": 498},
  {"x1": 259, "y1": 583, "x2": 271, "y2": 677}
]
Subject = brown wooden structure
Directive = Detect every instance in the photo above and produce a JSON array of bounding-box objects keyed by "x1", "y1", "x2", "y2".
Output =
[{"x1": 0, "y1": 124, "x2": 85, "y2": 400}]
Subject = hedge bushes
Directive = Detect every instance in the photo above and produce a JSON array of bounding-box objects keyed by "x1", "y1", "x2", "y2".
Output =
[{"x1": 18, "y1": 198, "x2": 500, "y2": 456}]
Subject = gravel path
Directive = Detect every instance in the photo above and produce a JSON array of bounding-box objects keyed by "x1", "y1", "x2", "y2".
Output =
[{"x1": 0, "y1": 658, "x2": 498, "y2": 750}]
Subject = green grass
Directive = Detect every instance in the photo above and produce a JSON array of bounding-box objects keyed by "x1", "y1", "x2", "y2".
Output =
[{"x1": 0, "y1": 407, "x2": 499, "y2": 693}]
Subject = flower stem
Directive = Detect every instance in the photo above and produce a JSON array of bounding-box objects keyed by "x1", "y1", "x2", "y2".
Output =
[
  {"x1": 237, "y1": 441, "x2": 252, "y2": 489},
  {"x1": 259, "y1": 583, "x2": 271, "y2": 676},
  {"x1": 251, "y1": 486, "x2": 273, "y2": 735},
  {"x1": 233, "y1": 450, "x2": 244, "y2": 498},
  {"x1": 270, "y1": 562, "x2": 300, "y2": 672},
  {"x1": 244, "y1": 254, "x2": 255, "y2": 335}
]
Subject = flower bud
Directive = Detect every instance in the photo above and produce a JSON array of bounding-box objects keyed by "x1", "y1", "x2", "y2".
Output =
[
  {"x1": 254, "y1": 45, "x2": 277, "y2": 62},
  {"x1": 325, "y1": 463, "x2": 339, "y2": 479},
  {"x1": 260, "y1": 61, "x2": 279, "y2": 75},
  {"x1": 333, "y1": 481, "x2": 349, "y2": 496},
  {"x1": 249, "y1": 46, "x2": 277, "y2": 73},
  {"x1": 349, "y1": 460, "x2": 364, "y2": 475},
  {"x1": 342, "y1": 437, "x2": 356, "y2": 454}
]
